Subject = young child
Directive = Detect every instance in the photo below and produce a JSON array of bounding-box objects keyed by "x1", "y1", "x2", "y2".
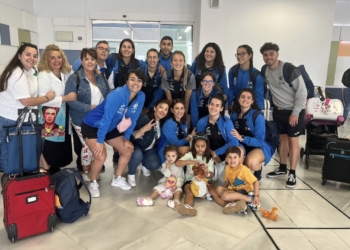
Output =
[
  {"x1": 136, "y1": 145, "x2": 184, "y2": 206},
  {"x1": 215, "y1": 146, "x2": 260, "y2": 214},
  {"x1": 174, "y1": 133, "x2": 215, "y2": 216}
]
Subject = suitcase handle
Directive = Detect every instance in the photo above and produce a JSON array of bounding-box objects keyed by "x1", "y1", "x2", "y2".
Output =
[{"x1": 317, "y1": 86, "x2": 325, "y2": 102}]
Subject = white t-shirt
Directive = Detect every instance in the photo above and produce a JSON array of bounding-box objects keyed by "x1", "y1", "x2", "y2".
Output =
[
  {"x1": 87, "y1": 78, "x2": 104, "y2": 105},
  {"x1": 0, "y1": 67, "x2": 38, "y2": 121}
]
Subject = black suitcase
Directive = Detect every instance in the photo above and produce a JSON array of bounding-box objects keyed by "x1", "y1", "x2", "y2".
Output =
[{"x1": 322, "y1": 137, "x2": 350, "y2": 186}]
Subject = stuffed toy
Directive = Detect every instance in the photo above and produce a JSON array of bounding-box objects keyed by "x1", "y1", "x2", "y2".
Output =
[
  {"x1": 190, "y1": 163, "x2": 212, "y2": 201},
  {"x1": 160, "y1": 176, "x2": 177, "y2": 199}
]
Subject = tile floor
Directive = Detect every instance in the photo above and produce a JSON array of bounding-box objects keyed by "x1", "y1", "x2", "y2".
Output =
[{"x1": 0, "y1": 121, "x2": 350, "y2": 250}]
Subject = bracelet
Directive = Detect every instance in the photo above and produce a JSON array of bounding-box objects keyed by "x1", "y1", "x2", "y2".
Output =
[
  {"x1": 44, "y1": 95, "x2": 50, "y2": 102},
  {"x1": 254, "y1": 194, "x2": 260, "y2": 197}
]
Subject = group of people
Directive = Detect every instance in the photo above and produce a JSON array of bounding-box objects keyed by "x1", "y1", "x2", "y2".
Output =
[{"x1": 0, "y1": 36, "x2": 307, "y2": 216}]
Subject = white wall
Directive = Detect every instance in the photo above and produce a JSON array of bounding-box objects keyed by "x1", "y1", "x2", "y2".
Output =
[
  {"x1": 0, "y1": 0, "x2": 34, "y2": 14},
  {"x1": 334, "y1": 0, "x2": 350, "y2": 25},
  {"x1": 199, "y1": 0, "x2": 336, "y2": 87}
]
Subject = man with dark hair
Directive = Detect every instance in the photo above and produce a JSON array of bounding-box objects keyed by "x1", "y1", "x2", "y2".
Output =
[
  {"x1": 260, "y1": 42, "x2": 307, "y2": 188},
  {"x1": 159, "y1": 36, "x2": 174, "y2": 70}
]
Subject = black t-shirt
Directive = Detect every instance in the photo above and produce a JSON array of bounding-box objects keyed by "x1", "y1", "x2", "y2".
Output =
[
  {"x1": 234, "y1": 116, "x2": 255, "y2": 154},
  {"x1": 198, "y1": 96, "x2": 209, "y2": 121},
  {"x1": 206, "y1": 122, "x2": 226, "y2": 161},
  {"x1": 115, "y1": 64, "x2": 130, "y2": 88},
  {"x1": 142, "y1": 71, "x2": 159, "y2": 109}
]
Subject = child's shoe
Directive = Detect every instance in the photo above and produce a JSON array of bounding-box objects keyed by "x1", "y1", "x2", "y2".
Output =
[
  {"x1": 206, "y1": 193, "x2": 213, "y2": 201},
  {"x1": 247, "y1": 192, "x2": 260, "y2": 210},
  {"x1": 175, "y1": 204, "x2": 197, "y2": 216},
  {"x1": 223, "y1": 200, "x2": 247, "y2": 214},
  {"x1": 136, "y1": 197, "x2": 154, "y2": 206},
  {"x1": 167, "y1": 199, "x2": 180, "y2": 210}
]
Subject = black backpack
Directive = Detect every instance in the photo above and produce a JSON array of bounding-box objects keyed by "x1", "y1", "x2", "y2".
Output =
[
  {"x1": 342, "y1": 68, "x2": 350, "y2": 88},
  {"x1": 252, "y1": 111, "x2": 279, "y2": 152},
  {"x1": 51, "y1": 168, "x2": 91, "y2": 223}
]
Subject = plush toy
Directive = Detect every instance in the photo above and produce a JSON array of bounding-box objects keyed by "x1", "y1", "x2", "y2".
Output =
[
  {"x1": 160, "y1": 176, "x2": 177, "y2": 199},
  {"x1": 191, "y1": 163, "x2": 212, "y2": 201},
  {"x1": 259, "y1": 207, "x2": 279, "y2": 221}
]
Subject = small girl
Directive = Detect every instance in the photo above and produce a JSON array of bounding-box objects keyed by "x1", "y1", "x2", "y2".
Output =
[
  {"x1": 174, "y1": 133, "x2": 215, "y2": 216},
  {"x1": 136, "y1": 145, "x2": 184, "y2": 207}
]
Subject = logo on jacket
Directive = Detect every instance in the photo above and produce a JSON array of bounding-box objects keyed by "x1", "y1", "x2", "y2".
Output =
[{"x1": 131, "y1": 103, "x2": 139, "y2": 113}]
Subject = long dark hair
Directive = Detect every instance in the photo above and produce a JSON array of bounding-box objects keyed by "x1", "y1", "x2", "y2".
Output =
[
  {"x1": 231, "y1": 88, "x2": 260, "y2": 113},
  {"x1": 0, "y1": 43, "x2": 38, "y2": 92},
  {"x1": 148, "y1": 99, "x2": 172, "y2": 127},
  {"x1": 117, "y1": 38, "x2": 138, "y2": 68},
  {"x1": 195, "y1": 42, "x2": 224, "y2": 74},
  {"x1": 191, "y1": 133, "x2": 212, "y2": 163},
  {"x1": 170, "y1": 99, "x2": 187, "y2": 124},
  {"x1": 237, "y1": 44, "x2": 254, "y2": 82},
  {"x1": 209, "y1": 94, "x2": 226, "y2": 117}
]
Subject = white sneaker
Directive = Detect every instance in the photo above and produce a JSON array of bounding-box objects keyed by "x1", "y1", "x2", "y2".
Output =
[
  {"x1": 140, "y1": 165, "x2": 151, "y2": 177},
  {"x1": 111, "y1": 176, "x2": 132, "y2": 190},
  {"x1": 82, "y1": 171, "x2": 90, "y2": 182},
  {"x1": 89, "y1": 181, "x2": 100, "y2": 198},
  {"x1": 212, "y1": 162, "x2": 225, "y2": 181},
  {"x1": 128, "y1": 174, "x2": 136, "y2": 187}
]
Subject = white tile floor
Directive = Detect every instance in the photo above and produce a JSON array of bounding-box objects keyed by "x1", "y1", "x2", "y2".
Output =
[{"x1": 0, "y1": 121, "x2": 350, "y2": 250}]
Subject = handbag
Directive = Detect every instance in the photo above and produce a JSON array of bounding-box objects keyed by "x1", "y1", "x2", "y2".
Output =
[
  {"x1": 0, "y1": 108, "x2": 41, "y2": 175},
  {"x1": 117, "y1": 108, "x2": 132, "y2": 133}
]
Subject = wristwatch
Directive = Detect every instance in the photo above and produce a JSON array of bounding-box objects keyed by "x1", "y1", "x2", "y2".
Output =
[{"x1": 240, "y1": 136, "x2": 245, "y2": 142}]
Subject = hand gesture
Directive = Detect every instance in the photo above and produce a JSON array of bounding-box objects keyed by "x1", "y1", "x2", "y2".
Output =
[
  {"x1": 190, "y1": 127, "x2": 196, "y2": 138},
  {"x1": 142, "y1": 119, "x2": 156, "y2": 133}
]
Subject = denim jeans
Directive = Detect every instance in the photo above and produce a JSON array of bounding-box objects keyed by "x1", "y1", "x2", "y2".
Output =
[
  {"x1": 0, "y1": 116, "x2": 17, "y2": 168},
  {"x1": 128, "y1": 146, "x2": 161, "y2": 175}
]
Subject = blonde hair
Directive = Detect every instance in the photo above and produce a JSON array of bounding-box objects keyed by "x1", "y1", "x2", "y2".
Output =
[
  {"x1": 37, "y1": 44, "x2": 70, "y2": 74},
  {"x1": 171, "y1": 50, "x2": 189, "y2": 91}
]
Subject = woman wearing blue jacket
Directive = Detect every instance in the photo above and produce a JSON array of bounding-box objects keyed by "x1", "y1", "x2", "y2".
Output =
[
  {"x1": 228, "y1": 44, "x2": 264, "y2": 110},
  {"x1": 190, "y1": 42, "x2": 228, "y2": 99},
  {"x1": 81, "y1": 69, "x2": 145, "y2": 197},
  {"x1": 196, "y1": 94, "x2": 241, "y2": 181},
  {"x1": 157, "y1": 99, "x2": 196, "y2": 163},
  {"x1": 230, "y1": 88, "x2": 274, "y2": 182},
  {"x1": 190, "y1": 71, "x2": 224, "y2": 128}
]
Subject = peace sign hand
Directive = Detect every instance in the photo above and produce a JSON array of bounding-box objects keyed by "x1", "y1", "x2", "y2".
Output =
[{"x1": 142, "y1": 119, "x2": 157, "y2": 133}]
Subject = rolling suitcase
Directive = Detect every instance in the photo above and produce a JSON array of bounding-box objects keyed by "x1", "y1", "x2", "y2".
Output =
[
  {"x1": 1, "y1": 108, "x2": 56, "y2": 243},
  {"x1": 322, "y1": 137, "x2": 350, "y2": 186}
]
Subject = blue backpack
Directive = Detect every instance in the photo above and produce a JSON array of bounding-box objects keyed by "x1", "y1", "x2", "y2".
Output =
[
  {"x1": 252, "y1": 111, "x2": 279, "y2": 152},
  {"x1": 51, "y1": 168, "x2": 91, "y2": 223}
]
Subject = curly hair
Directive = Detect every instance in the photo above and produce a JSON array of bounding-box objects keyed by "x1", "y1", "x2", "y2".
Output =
[
  {"x1": 195, "y1": 43, "x2": 225, "y2": 75},
  {"x1": 37, "y1": 44, "x2": 70, "y2": 74}
]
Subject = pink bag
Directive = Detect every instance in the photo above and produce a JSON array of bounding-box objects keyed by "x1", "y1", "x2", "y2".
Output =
[{"x1": 117, "y1": 108, "x2": 132, "y2": 133}]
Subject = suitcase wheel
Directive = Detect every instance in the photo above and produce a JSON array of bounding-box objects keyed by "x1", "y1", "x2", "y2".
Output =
[
  {"x1": 321, "y1": 178, "x2": 327, "y2": 185},
  {"x1": 11, "y1": 236, "x2": 15, "y2": 243},
  {"x1": 300, "y1": 148, "x2": 305, "y2": 159}
]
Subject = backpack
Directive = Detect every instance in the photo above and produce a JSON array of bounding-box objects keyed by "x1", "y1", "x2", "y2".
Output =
[
  {"x1": 252, "y1": 111, "x2": 279, "y2": 152},
  {"x1": 342, "y1": 68, "x2": 350, "y2": 88},
  {"x1": 261, "y1": 63, "x2": 315, "y2": 99},
  {"x1": 230, "y1": 64, "x2": 261, "y2": 89},
  {"x1": 51, "y1": 168, "x2": 92, "y2": 223}
]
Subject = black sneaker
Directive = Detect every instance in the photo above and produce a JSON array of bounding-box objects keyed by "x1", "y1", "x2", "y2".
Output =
[
  {"x1": 286, "y1": 173, "x2": 296, "y2": 188},
  {"x1": 266, "y1": 167, "x2": 287, "y2": 178}
]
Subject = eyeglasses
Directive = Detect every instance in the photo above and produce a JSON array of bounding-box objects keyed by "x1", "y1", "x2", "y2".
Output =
[
  {"x1": 97, "y1": 46, "x2": 110, "y2": 52},
  {"x1": 235, "y1": 53, "x2": 247, "y2": 58},
  {"x1": 202, "y1": 80, "x2": 214, "y2": 85}
]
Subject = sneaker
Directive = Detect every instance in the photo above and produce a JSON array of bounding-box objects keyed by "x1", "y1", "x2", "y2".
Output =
[
  {"x1": 247, "y1": 192, "x2": 260, "y2": 210},
  {"x1": 136, "y1": 197, "x2": 154, "y2": 206},
  {"x1": 128, "y1": 174, "x2": 136, "y2": 187},
  {"x1": 82, "y1": 171, "x2": 90, "y2": 182},
  {"x1": 254, "y1": 169, "x2": 262, "y2": 182},
  {"x1": 223, "y1": 200, "x2": 247, "y2": 214},
  {"x1": 286, "y1": 173, "x2": 296, "y2": 188},
  {"x1": 212, "y1": 162, "x2": 225, "y2": 181},
  {"x1": 175, "y1": 204, "x2": 197, "y2": 216},
  {"x1": 89, "y1": 181, "x2": 100, "y2": 198},
  {"x1": 111, "y1": 176, "x2": 132, "y2": 190},
  {"x1": 140, "y1": 165, "x2": 151, "y2": 177},
  {"x1": 266, "y1": 167, "x2": 287, "y2": 178},
  {"x1": 167, "y1": 199, "x2": 180, "y2": 210}
]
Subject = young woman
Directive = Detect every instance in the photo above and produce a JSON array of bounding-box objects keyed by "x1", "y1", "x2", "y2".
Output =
[
  {"x1": 157, "y1": 99, "x2": 196, "y2": 163},
  {"x1": 190, "y1": 71, "x2": 224, "y2": 128},
  {"x1": 230, "y1": 88, "x2": 274, "y2": 181},
  {"x1": 161, "y1": 51, "x2": 196, "y2": 123},
  {"x1": 0, "y1": 43, "x2": 55, "y2": 159},
  {"x1": 196, "y1": 94, "x2": 242, "y2": 181},
  {"x1": 190, "y1": 42, "x2": 228, "y2": 98},
  {"x1": 37, "y1": 44, "x2": 77, "y2": 172},
  {"x1": 128, "y1": 99, "x2": 171, "y2": 186},
  {"x1": 228, "y1": 44, "x2": 264, "y2": 110},
  {"x1": 81, "y1": 69, "x2": 145, "y2": 197},
  {"x1": 137, "y1": 48, "x2": 165, "y2": 113},
  {"x1": 64, "y1": 48, "x2": 110, "y2": 182}
]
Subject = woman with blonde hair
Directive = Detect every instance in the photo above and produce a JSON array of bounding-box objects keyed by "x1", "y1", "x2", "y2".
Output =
[{"x1": 37, "y1": 44, "x2": 77, "y2": 172}]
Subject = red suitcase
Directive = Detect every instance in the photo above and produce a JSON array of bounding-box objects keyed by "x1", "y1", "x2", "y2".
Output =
[{"x1": 1, "y1": 108, "x2": 56, "y2": 243}]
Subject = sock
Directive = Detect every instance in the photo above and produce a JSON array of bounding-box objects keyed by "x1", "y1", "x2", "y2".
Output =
[
  {"x1": 279, "y1": 164, "x2": 287, "y2": 171},
  {"x1": 289, "y1": 169, "x2": 295, "y2": 175},
  {"x1": 254, "y1": 169, "x2": 262, "y2": 178}
]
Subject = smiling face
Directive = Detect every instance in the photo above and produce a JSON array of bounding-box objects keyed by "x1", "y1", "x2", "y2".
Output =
[
  {"x1": 226, "y1": 152, "x2": 240, "y2": 168},
  {"x1": 48, "y1": 50, "x2": 62, "y2": 72},
  {"x1": 204, "y1": 46, "x2": 216, "y2": 64},
  {"x1": 126, "y1": 73, "x2": 143, "y2": 94},
  {"x1": 81, "y1": 53, "x2": 97, "y2": 72},
  {"x1": 236, "y1": 47, "x2": 252, "y2": 66},
  {"x1": 208, "y1": 97, "x2": 224, "y2": 116},
  {"x1": 262, "y1": 49, "x2": 279, "y2": 69},
  {"x1": 165, "y1": 150, "x2": 178, "y2": 164},
  {"x1": 147, "y1": 50, "x2": 159, "y2": 68},
  {"x1": 171, "y1": 53, "x2": 185, "y2": 72},
  {"x1": 18, "y1": 46, "x2": 38, "y2": 71},
  {"x1": 96, "y1": 42, "x2": 110, "y2": 61},
  {"x1": 201, "y1": 75, "x2": 215, "y2": 92},
  {"x1": 160, "y1": 39, "x2": 173, "y2": 58},
  {"x1": 238, "y1": 91, "x2": 254, "y2": 109},
  {"x1": 154, "y1": 102, "x2": 169, "y2": 121},
  {"x1": 120, "y1": 41, "x2": 134, "y2": 59},
  {"x1": 171, "y1": 102, "x2": 185, "y2": 121}
]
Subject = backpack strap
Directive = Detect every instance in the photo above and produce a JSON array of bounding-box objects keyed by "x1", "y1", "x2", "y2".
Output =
[
  {"x1": 231, "y1": 64, "x2": 240, "y2": 82},
  {"x1": 282, "y1": 62, "x2": 294, "y2": 87},
  {"x1": 66, "y1": 168, "x2": 92, "y2": 207},
  {"x1": 252, "y1": 110, "x2": 263, "y2": 127},
  {"x1": 261, "y1": 65, "x2": 267, "y2": 78},
  {"x1": 195, "y1": 87, "x2": 201, "y2": 100}
]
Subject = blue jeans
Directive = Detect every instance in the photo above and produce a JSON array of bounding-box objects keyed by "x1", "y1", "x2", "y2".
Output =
[
  {"x1": 128, "y1": 146, "x2": 161, "y2": 175},
  {"x1": 0, "y1": 116, "x2": 17, "y2": 168}
]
